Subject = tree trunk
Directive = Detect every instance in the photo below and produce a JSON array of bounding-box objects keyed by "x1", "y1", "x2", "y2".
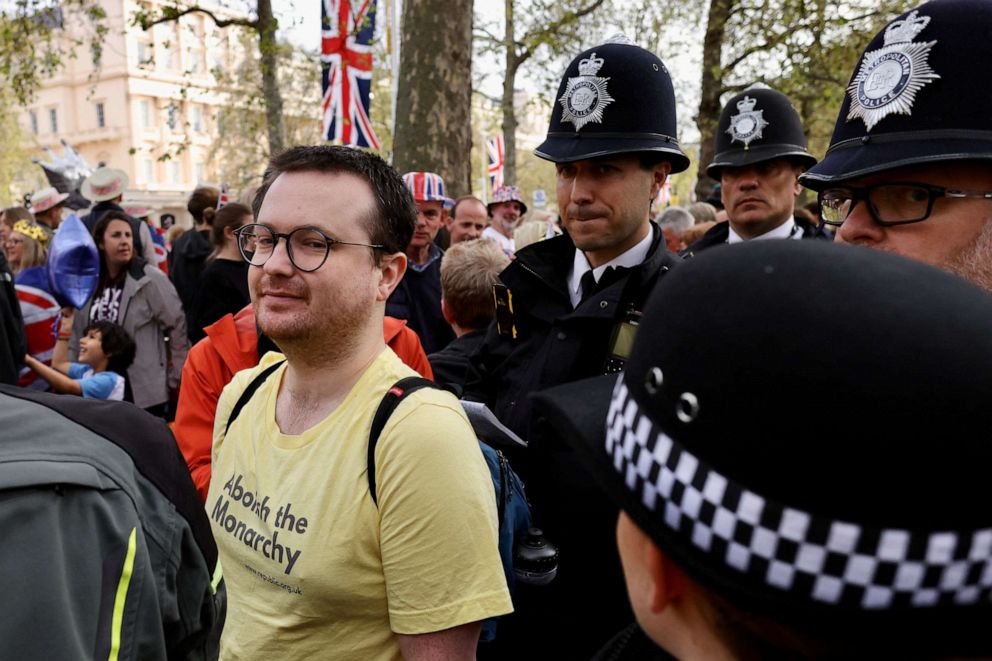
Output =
[
  {"x1": 392, "y1": 0, "x2": 473, "y2": 197},
  {"x1": 694, "y1": 0, "x2": 734, "y2": 203},
  {"x1": 256, "y1": 0, "x2": 286, "y2": 156},
  {"x1": 501, "y1": 0, "x2": 517, "y2": 187}
]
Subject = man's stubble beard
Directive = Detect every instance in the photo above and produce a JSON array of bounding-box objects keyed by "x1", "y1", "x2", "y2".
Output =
[
  {"x1": 944, "y1": 218, "x2": 992, "y2": 293},
  {"x1": 255, "y1": 291, "x2": 373, "y2": 367}
]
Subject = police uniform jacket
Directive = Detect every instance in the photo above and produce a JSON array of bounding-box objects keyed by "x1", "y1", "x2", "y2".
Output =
[
  {"x1": 466, "y1": 224, "x2": 676, "y2": 658},
  {"x1": 0, "y1": 386, "x2": 224, "y2": 659},
  {"x1": 684, "y1": 216, "x2": 826, "y2": 256}
]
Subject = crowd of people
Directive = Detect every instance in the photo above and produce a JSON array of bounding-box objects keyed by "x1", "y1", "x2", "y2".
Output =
[{"x1": 2, "y1": 0, "x2": 992, "y2": 658}]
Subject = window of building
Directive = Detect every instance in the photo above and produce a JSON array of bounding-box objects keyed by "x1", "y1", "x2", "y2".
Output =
[
  {"x1": 191, "y1": 106, "x2": 203, "y2": 132},
  {"x1": 48, "y1": 108, "x2": 58, "y2": 134},
  {"x1": 166, "y1": 103, "x2": 178, "y2": 131},
  {"x1": 96, "y1": 102, "x2": 105, "y2": 128},
  {"x1": 29, "y1": 111, "x2": 38, "y2": 135},
  {"x1": 139, "y1": 100, "x2": 153, "y2": 129},
  {"x1": 144, "y1": 159, "x2": 155, "y2": 183},
  {"x1": 194, "y1": 161, "x2": 206, "y2": 182},
  {"x1": 137, "y1": 38, "x2": 154, "y2": 67},
  {"x1": 169, "y1": 161, "x2": 181, "y2": 184}
]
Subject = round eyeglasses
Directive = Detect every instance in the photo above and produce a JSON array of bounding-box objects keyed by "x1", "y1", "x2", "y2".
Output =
[
  {"x1": 818, "y1": 183, "x2": 992, "y2": 228},
  {"x1": 235, "y1": 224, "x2": 384, "y2": 272}
]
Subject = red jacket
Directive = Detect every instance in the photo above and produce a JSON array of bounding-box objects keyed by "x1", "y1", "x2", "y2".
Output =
[{"x1": 174, "y1": 305, "x2": 433, "y2": 501}]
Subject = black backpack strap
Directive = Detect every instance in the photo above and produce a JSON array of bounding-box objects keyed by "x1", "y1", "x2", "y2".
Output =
[
  {"x1": 223, "y1": 360, "x2": 285, "y2": 437},
  {"x1": 367, "y1": 376, "x2": 438, "y2": 507}
]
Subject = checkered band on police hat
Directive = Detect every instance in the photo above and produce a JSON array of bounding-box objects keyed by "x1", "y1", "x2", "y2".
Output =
[{"x1": 606, "y1": 377, "x2": 992, "y2": 611}]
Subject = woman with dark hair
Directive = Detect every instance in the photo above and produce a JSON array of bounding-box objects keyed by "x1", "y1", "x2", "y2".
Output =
[
  {"x1": 187, "y1": 202, "x2": 251, "y2": 343},
  {"x1": 169, "y1": 186, "x2": 219, "y2": 316},
  {"x1": 70, "y1": 211, "x2": 188, "y2": 416}
]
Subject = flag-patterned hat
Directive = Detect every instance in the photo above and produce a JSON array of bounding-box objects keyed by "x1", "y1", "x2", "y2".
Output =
[
  {"x1": 81, "y1": 166, "x2": 129, "y2": 203},
  {"x1": 402, "y1": 172, "x2": 449, "y2": 204},
  {"x1": 534, "y1": 240, "x2": 992, "y2": 655},
  {"x1": 28, "y1": 187, "x2": 69, "y2": 214},
  {"x1": 487, "y1": 185, "x2": 527, "y2": 216}
]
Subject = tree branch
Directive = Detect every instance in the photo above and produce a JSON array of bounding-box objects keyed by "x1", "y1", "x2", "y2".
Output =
[{"x1": 136, "y1": 5, "x2": 258, "y2": 31}]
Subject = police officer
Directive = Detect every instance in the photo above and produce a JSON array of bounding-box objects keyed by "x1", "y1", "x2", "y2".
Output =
[
  {"x1": 467, "y1": 35, "x2": 687, "y2": 659},
  {"x1": 534, "y1": 240, "x2": 992, "y2": 658},
  {"x1": 800, "y1": 0, "x2": 992, "y2": 292},
  {"x1": 687, "y1": 87, "x2": 821, "y2": 254}
]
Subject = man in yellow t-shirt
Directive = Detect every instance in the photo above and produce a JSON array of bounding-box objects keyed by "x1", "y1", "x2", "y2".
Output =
[{"x1": 208, "y1": 145, "x2": 511, "y2": 660}]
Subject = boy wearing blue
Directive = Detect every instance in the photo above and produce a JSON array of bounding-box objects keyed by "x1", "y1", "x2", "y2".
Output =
[{"x1": 25, "y1": 309, "x2": 135, "y2": 401}]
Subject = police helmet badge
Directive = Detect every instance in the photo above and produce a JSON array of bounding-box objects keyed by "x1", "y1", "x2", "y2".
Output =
[
  {"x1": 725, "y1": 95, "x2": 769, "y2": 149},
  {"x1": 558, "y1": 52, "x2": 615, "y2": 131},
  {"x1": 846, "y1": 10, "x2": 940, "y2": 132}
]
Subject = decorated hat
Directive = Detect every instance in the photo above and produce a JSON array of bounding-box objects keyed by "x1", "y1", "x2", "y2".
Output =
[
  {"x1": 706, "y1": 87, "x2": 817, "y2": 180},
  {"x1": 81, "y1": 166, "x2": 129, "y2": 203},
  {"x1": 402, "y1": 171, "x2": 449, "y2": 204},
  {"x1": 29, "y1": 187, "x2": 69, "y2": 214},
  {"x1": 802, "y1": 0, "x2": 992, "y2": 190},
  {"x1": 487, "y1": 185, "x2": 528, "y2": 216},
  {"x1": 11, "y1": 220, "x2": 49, "y2": 245},
  {"x1": 535, "y1": 35, "x2": 689, "y2": 171},
  {"x1": 533, "y1": 241, "x2": 992, "y2": 653}
]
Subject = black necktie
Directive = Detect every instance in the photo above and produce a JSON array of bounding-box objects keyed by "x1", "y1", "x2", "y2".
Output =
[{"x1": 579, "y1": 269, "x2": 598, "y2": 303}]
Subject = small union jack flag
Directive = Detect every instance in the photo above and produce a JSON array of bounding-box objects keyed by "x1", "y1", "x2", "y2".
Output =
[
  {"x1": 218, "y1": 183, "x2": 229, "y2": 209},
  {"x1": 486, "y1": 134, "x2": 505, "y2": 191},
  {"x1": 321, "y1": 0, "x2": 381, "y2": 149},
  {"x1": 402, "y1": 172, "x2": 448, "y2": 202}
]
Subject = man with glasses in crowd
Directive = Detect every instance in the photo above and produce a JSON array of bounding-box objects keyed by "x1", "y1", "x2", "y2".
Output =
[
  {"x1": 208, "y1": 146, "x2": 510, "y2": 660},
  {"x1": 801, "y1": 0, "x2": 992, "y2": 291}
]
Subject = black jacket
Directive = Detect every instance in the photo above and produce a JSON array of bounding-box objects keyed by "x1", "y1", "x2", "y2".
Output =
[
  {"x1": 684, "y1": 216, "x2": 827, "y2": 256},
  {"x1": 170, "y1": 229, "x2": 213, "y2": 314},
  {"x1": 466, "y1": 225, "x2": 678, "y2": 659},
  {"x1": 0, "y1": 252, "x2": 25, "y2": 385},
  {"x1": 428, "y1": 329, "x2": 486, "y2": 390},
  {"x1": 385, "y1": 248, "x2": 454, "y2": 355}
]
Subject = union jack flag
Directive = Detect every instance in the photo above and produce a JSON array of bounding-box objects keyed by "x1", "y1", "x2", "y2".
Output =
[
  {"x1": 486, "y1": 134, "x2": 505, "y2": 191},
  {"x1": 321, "y1": 0, "x2": 381, "y2": 149}
]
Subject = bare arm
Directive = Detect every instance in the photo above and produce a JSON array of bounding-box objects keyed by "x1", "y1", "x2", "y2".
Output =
[
  {"x1": 24, "y1": 354, "x2": 82, "y2": 395},
  {"x1": 51, "y1": 308, "x2": 75, "y2": 373},
  {"x1": 397, "y1": 621, "x2": 481, "y2": 661}
]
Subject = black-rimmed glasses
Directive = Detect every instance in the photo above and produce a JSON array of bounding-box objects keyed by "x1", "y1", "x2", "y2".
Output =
[
  {"x1": 235, "y1": 224, "x2": 384, "y2": 272},
  {"x1": 819, "y1": 183, "x2": 992, "y2": 228}
]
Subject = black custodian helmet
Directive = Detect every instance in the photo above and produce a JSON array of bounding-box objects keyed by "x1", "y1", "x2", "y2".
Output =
[
  {"x1": 802, "y1": 0, "x2": 992, "y2": 190},
  {"x1": 535, "y1": 36, "x2": 689, "y2": 172},
  {"x1": 706, "y1": 86, "x2": 817, "y2": 180}
]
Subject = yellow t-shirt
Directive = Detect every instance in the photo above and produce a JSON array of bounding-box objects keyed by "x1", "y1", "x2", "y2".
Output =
[{"x1": 208, "y1": 349, "x2": 512, "y2": 660}]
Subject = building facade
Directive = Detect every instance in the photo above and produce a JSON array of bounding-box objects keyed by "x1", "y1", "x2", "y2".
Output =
[{"x1": 20, "y1": 0, "x2": 247, "y2": 227}]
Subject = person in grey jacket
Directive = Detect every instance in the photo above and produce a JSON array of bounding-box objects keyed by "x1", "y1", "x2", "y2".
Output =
[
  {"x1": 0, "y1": 384, "x2": 225, "y2": 660},
  {"x1": 71, "y1": 211, "x2": 188, "y2": 415}
]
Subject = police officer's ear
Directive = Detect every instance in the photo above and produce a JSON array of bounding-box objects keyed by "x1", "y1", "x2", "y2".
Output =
[
  {"x1": 649, "y1": 161, "x2": 673, "y2": 200},
  {"x1": 374, "y1": 251, "x2": 407, "y2": 302},
  {"x1": 791, "y1": 163, "x2": 806, "y2": 197}
]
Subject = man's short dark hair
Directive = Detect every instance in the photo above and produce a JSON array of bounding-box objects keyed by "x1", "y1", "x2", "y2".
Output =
[
  {"x1": 84, "y1": 320, "x2": 136, "y2": 374},
  {"x1": 253, "y1": 146, "x2": 417, "y2": 260},
  {"x1": 450, "y1": 195, "x2": 484, "y2": 219}
]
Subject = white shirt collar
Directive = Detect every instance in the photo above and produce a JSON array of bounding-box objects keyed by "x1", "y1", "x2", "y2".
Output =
[
  {"x1": 568, "y1": 228, "x2": 654, "y2": 308},
  {"x1": 727, "y1": 217, "x2": 799, "y2": 244}
]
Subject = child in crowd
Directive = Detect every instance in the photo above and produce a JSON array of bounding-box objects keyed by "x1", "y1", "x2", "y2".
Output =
[{"x1": 24, "y1": 309, "x2": 135, "y2": 401}]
